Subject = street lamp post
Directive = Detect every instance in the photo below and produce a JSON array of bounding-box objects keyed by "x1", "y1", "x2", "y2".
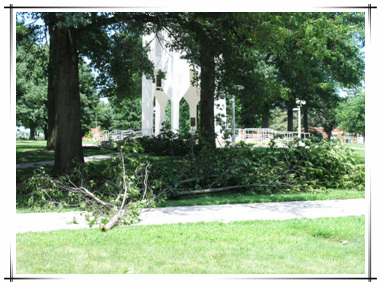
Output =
[
  {"x1": 293, "y1": 100, "x2": 306, "y2": 138},
  {"x1": 232, "y1": 96, "x2": 236, "y2": 147},
  {"x1": 232, "y1": 85, "x2": 244, "y2": 147}
]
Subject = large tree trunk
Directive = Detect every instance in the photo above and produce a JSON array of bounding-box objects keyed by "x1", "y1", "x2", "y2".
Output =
[
  {"x1": 29, "y1": 126, "x2": 36, "y2": 140},
  {"x1": 199, "y1": 37, "x2": 216, "y2": 147},
  {"x1": 46, "y1": 69, "x2": 57, "y2": 150},
  {"x1": 51, "y1": 22, "x2": 84, "y2": 174},
  {"x1": 287, "y1": 107, "x2": 293, "y2": 132},
  {"x1": 46, "y1": 13, "x2": 58, "y2": 150}
]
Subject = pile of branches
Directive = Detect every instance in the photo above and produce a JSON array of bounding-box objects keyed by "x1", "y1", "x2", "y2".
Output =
[
  {"x1": 21, "y1": 138, "x2": 364, "y2": 231},
  {"x1": 22, "y1": 147, "x2": 165, "y2": 231},
  {"x1": 166, "y1": 138, "x2": 364, "y2": 197}
]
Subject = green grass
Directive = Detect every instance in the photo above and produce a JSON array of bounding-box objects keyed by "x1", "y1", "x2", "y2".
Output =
[
  {"x1": 346, "y1": 143, "x2": 365, "y2": 148},
  {"x1": 16, "y1": 154, "x2": 111, "y2": 183},
  {"x1": 16, "y1": 215, "x2": 365, "y2": 274},
  {"x1": 16, "y1": 140, "x2": 114, "y2": 164},
  {"x1": 16, "y1": 140, "x2": 47, "y2": 151},
  {"x1": 160, "y1": 188, "x2": 365, "y2": 207},
  {"x1": 352, "y1": 149, "x2": 365, "y2": 165}
]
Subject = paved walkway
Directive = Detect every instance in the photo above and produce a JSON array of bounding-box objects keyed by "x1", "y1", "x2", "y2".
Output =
[
  {"x1": 16, "y1": 199, "x2": 366, "y2": 233},
  {"x1": 350, "y1": 147, "x2": 365, "y2": 150}
]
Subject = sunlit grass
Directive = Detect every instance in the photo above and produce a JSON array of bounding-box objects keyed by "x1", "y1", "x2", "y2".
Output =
[
  {"x1": 345, "y1": 143, "x2": 365, "y2": 148},
  {"x1": 160, "y1": 188, "x2": 365, "y2": 207},
  {"x1": 16, "y1": 140, "x2": 114, "y2": 164},
  {"x1": 16, "y1": 215, "x2": 365, "y2": 274},
  {"x1": 352, "y1": 149, "x2": 365, "y2": 165}
]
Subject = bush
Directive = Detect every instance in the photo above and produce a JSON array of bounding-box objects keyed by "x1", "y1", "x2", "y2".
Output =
[
  {"x1": 277, "y1": 138, "x2": 363, "y2": 189},
  {"x1": 165, "y1": 138, "x2": 364, "y2": 195},
  {"x1": 125, "y1": 130, "x2": 202, "y2": 156}
]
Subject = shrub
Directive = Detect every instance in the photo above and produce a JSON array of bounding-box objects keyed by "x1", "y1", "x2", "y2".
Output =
[
  {"x1": 165, "y1": 138, "x2": 364, "y2": 195},
  {"x1": 125, "y1": 130, "x2": 202, "y2": 156}
]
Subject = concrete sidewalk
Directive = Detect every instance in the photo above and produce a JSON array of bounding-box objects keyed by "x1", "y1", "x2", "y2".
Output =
[{"x1": 16, "y1": 199, "x2": 366, "y2": 233}]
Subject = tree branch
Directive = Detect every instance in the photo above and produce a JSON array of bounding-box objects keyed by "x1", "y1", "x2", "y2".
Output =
[
  {"x1": 170, "y1": 182, "x2": 295, "y2": 198},
  {"x1": 74, "y1": 13, "x2": 160, "y2": 41}
]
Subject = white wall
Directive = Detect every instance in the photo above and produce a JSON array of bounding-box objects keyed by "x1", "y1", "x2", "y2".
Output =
[{"x1": 142, "y1": 31, "x2": 226, "y2": 137}]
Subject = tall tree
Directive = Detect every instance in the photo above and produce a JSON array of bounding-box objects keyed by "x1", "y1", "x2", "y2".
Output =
[
  {"x1": 78, "y1": 61, "x2": 100, "y2": 136},
  {"x1": 16, "y1": 19, "x2": 49, "y2": 139},
  {"x1": 16, "y1": 45, "x2": 48, "y2": 139},
  {"x1": 94, "y1": 101, "x2": 114, "y2": 131},
  {"x1": 17, "y1": 16, "x2": 106, "y2": 141},
  {"x1": 336, "y1": 91, "x2": 365, "y2": 140},
  {"x1": 308, "y1": 88, "x2": 344, "y2": 140},
  {"x1": 271, "y1": 12, "x2": 364, "y2": 131},
  {"x1": 23, "y1": 12, "x2": 161, "y2": 174},
  {"x1": 162, "y1": 13, "x2": 266, "y2": 146},
  {"x1": 109, "y1": 97, "x2": 142, "y2": 130}
]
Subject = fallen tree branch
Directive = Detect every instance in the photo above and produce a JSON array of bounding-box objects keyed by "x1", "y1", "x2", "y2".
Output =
[
  {"x1": 177, "y1": 175, "x2": 219, "y2": 186},
  {"x1": 54, "y1": 177, "x2": 116, "y2": 210},
  {"x1": 101, "y1": 150, "x2": 130, "y2": 231},
  {"x1": 169, "y1": 183, "x2": 295, "y2": 198},
  {"x1": 101, "y1": 209, "x2": 128, "y2": 231}
]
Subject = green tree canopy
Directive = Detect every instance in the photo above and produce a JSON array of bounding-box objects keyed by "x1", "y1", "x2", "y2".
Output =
[
  {"x1": 337, "y1": 91, "x2": 365, "y2": 139},
  {"x1": 16, "y1": 19, "x2": 49, "y2": 139}
]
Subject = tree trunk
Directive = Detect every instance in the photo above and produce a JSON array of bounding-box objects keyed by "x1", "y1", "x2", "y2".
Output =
[
  {"x1": 261, "y1": 102, "x2": 270, "y2": 128},
  {"x1": 43, "y1": 123, "x2": 48, "y2": 141},
  {"x1": 324, "y1": 125, "x2": 333, "y2": 140},
  {"x1": 199, "y1": 37, "x2": 216, "y2": 147},
  {"x1": 287, "y1": 107, "x2": 293, "y2": 132},
  {"x1": 303, "y1": 108, "x2": 308, "y2": 133},
  {"x1": 46, "y1": 13, "x2": 58, "y2": 151},
  {"x1": 46, "y1": 74, "x2": 57, "y2": 149},
  {"x1": 51, "y1": 22, "x2": 84, "y2": 174},
  {"x1": 29, "y1": 126, "x2": 36, "y2": 140}
]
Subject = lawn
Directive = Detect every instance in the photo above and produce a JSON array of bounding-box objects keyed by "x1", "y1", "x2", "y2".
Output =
[
  {"x1": 15, "y1": 141, "x2": 366, "y2": 274},
  {"x1": 352, "y1": 148, "x2": 365, "y2": 165},
  {"x1": 16, "y1": 215, "x2": 365, "y2": 274},
  {"x1": 345, "y1": 143, "x2": 365, "y2": 149},
  {"x1": 159, "y1": 188, "x2": 365, "y2": 207},
  {"x1": 16, "y1": 140, "x2": 114, "y2": 164}
]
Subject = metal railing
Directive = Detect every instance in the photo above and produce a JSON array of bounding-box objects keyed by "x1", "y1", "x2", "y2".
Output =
[
  {"x1": 100, "y1": 129, "x2": 143, "y2": 142},
  {"x1": 229, "y1": 128, "x2": 310, "y2": 143}
]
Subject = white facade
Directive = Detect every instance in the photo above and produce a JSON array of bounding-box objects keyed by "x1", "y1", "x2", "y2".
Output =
[{"x1": 141, "y1": 32, "x2": 226, "y2": 137}]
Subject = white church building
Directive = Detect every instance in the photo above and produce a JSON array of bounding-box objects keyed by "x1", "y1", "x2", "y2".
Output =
[{"x1": 141, "y1": 32, "x2": 227, "y2": 138}]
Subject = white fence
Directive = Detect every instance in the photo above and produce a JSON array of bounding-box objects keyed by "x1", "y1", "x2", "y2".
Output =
[
  {"x1": 234, "y1": 128, "x2": 310, "y2": 143},
  {"x1": 99, "y1": 128, "x2": 310, "y2": 145},
  {"x1": 100, "y1": 129, "x2": 143, "y2": 142}
]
